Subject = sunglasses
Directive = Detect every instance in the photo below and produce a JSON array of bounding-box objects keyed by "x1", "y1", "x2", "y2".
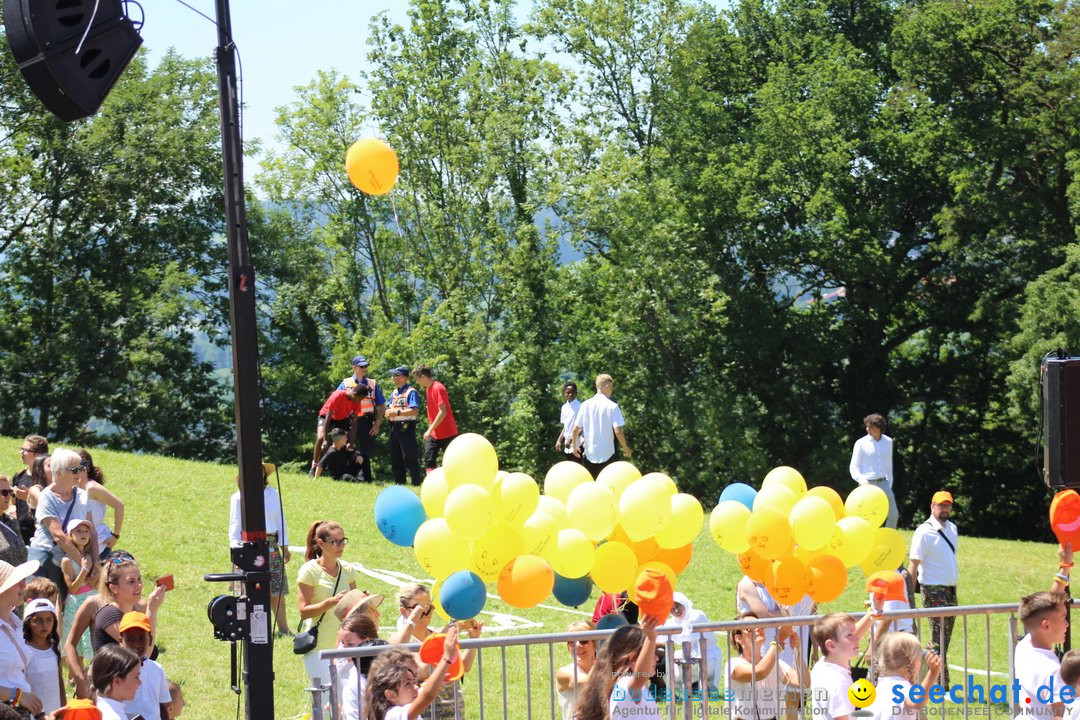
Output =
[
  {"x1": 110, "y1": 553, "x2": 135, "y2": 564},
  {"x1": 326, "y1": 537, "x2": 348, "y2": 547},
  {"x1": 0, "y1": 489, "x2": 11, "y2": 497},
  {"x1": 18, "y1": 448, "x2": 32, "y2": 454},
  {"x1": 66, "y1": 465, "x2": 84, "y2": 473},
  {"x1": 406, "y1": 603, "x2": 433, "y2": 617}
]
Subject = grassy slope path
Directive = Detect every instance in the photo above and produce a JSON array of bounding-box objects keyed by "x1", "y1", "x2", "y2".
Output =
[{"x1": 0, "y1": 436, "x2": 1055, "y2": 719}]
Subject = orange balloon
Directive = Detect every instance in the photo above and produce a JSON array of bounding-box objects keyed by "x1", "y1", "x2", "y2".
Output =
[
  {"x1": 768, "y1": 557, "x2": 808, "y2": 606},
  {"x1": 806, "y1": 554, "x2": 847, "y2": 603},
  {"x1": 345, "y1": 138, "x2": 399, "y2": 195},
  {"x1": 652, "y1": 542, "x2": 692, "y2": 575},
  {"x1": 737, "y1": 550, "x2": 771, "y2": 583},
  {"x1": 628, "y1": 561, "x2": 676, "y2": 604},
  {"x1": 631, "y1": 537, "x2": 660, "y2": 566},
  {"x1": 497, "y1": 555, "x2": 555, "y2": 608}
]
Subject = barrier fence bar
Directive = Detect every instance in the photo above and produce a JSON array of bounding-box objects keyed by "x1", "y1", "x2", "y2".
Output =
[{"x1": 315, "y1": 602, "x2": 1032, "y2": 720}]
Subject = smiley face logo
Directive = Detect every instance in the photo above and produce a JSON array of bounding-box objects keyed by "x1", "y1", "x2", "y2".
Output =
[{"x1": 848, "y1": 679, "x2": 876, "y2": 708}]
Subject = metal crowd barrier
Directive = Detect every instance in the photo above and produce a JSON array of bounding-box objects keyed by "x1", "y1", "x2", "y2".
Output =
[{"x1": 309, "y1": 601, "x2": 1027, "y2": 720}]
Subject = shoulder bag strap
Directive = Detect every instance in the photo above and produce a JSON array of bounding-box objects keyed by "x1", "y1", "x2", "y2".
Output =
[
  {"x1": 311, "y1": 561, "x2": 343, "y2": 630},
  {"x1": 935, "y1": 528, "x2": 956, "y2": 554}
]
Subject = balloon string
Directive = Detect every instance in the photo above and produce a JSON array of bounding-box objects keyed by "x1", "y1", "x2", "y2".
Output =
[{"x1": 389, "y1": 194, "x2": 405, "y2": 237}]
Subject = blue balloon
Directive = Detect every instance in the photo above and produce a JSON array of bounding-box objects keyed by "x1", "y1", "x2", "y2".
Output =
[
  {"x1": 374, "y1": 486, "x2": 427, "y2": 547},
  {"x1": 718, "y1": 482, "x2": 757, "y2": 510},
  {"x1": 440, "y1": 570, "x2": 487, "y2": 620},
  {"x1": 595, "y1": 613, "x2": 629, "y2": 631},
  {"x1": 552, "y1": 573, "x2": 592, "y2": 607}
]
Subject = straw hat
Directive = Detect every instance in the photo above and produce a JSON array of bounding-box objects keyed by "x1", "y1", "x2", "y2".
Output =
[
  {"x1": 0, "y1": 559, "x2": 39, "y2": 595},
  {"x1": 333, "y1": 590, "x2": 385, "y2": 622}
]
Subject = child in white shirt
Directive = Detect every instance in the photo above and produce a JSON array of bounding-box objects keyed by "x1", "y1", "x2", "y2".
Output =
[
  {"x1": 867, "y1": 632, "x2": 940, "y2": 720},
  {"x1": 809, "y1": 598, "x2": 881, "y2": 720}
]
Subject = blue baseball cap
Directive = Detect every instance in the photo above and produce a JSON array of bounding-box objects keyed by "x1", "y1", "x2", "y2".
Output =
[
  {"x1": 352, "y1": 356, "x2": 369, "y2": 367},
  {"x1": 389, "y1": 365, "x2": 409, "y2": 376}
]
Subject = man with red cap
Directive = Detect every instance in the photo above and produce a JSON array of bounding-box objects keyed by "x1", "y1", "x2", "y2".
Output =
[{"x1": 908, "y1": 490, "x2": 958, "y2": 685}]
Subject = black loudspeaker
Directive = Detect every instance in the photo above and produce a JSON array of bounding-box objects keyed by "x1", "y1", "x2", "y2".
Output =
[
  {"x1": 4, "y1": 0, "x2": 142, "y2": 122},
  {"x1": 1042, "y1": 355, "x2": 1080, "y2": 488}
]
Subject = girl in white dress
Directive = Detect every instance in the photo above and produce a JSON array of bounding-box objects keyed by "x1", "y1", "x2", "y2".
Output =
[
  {"x1": 555, "y1": 620, "x2": 595, "y2": 720},
  {"x1": 364, "y1": 625, "x2": 459, "y2": 720}
]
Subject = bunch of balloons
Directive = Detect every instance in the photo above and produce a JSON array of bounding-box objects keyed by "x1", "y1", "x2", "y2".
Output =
[
  {"x1": 709, "y1": 467, "x2": 906, "y2": 606},
  {"x1": 373, "y1": 433, "x2": 705, "y2": 620}
]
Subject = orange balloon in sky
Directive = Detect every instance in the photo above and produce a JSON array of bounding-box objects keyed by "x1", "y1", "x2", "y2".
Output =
[{"x1": 345, "y1": 138, "x2": 399, "y2": 195}]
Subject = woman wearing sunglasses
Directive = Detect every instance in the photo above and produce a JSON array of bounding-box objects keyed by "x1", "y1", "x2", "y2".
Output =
[
  {"x1": 394, "y1": 583, "x2": 483, "y2": 719},
  {"x1": 63, "y1": 552, "x2": 163, "y2": 700},
  {"x1": 296, "y1": 520, "x2": 356, "y2": 686},
  {"x1": 0, "y1": 476, "x2": 27, "y2": 567},
  {"x1": 26, "y1": 448, "x2": 92, "y2": 609}
]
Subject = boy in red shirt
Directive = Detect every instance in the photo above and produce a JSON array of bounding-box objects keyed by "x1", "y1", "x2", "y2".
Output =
[
  {"x1": 309, "y1": 382, "x2": 364, "y2": 475},
  {"x1": 412, "y1": 365, "x2": 458, "y2": 472}
]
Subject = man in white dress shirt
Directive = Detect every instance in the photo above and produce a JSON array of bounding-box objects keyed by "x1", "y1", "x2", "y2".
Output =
[
  {"x1": 849, "y1": 413, "x2": 898, "y2": 528},
  {"x1": 908, "y1": 491, "x2": 959, "y2": 686},
  {"x1": 572, "y1": 374, "x2": 632, "y2": 477},
  {"x1": 554, "y1": 382, "x2": 583, "y2": 460}
]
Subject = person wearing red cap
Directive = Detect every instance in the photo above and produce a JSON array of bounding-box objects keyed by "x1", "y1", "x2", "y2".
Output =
[{"x1": 907, "y1": 490, "x2": 958, "y2": 686}]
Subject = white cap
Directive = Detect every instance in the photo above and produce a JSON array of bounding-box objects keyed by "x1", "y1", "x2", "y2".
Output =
[{"x1": 24, "y1": 598, "x2": 57, "y2": 618}]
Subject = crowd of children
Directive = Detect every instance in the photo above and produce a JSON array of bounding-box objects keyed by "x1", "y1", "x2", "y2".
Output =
[{"x1": 0, "y1": 435, "x2": 184, "y2": 720}]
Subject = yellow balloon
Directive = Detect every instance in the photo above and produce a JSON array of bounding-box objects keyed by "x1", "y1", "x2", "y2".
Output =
[
  {"x1": 789, "y1": 496, "x2": 837, "y2": 551},
  {"x1": 806, "y1": 486, "x2": 846, "y2": 520},
  {"x1": 497, "y1": 555, "x2": 554, "y2": 608},
  {"x1": 830, "y1": 516, "x2": 874, "y2": 567},
  {"x1": 345, "y1": 138, "x2": 400, "y2": 195},
  {"x1": 655, "y1": 494, "x2": 704, "y2": 549},
  {"x1": 544, "y1": 461, "x2": 592, "y2": 503},
  {"x1": 744, "y1": 508, "x2": 792, "y2": 560},
  {"x1": 469, "y1": 524, "x2": 523, "y2": 582},
  {"x1": 413, "y1": 518, "x2": 468, "y2": 578},
  {"x1": 536, "y1": 496, "x2": 569, "y2": 528},
  {"x1": 768, "y1": 557, "x2": 808, "y2": 606},
  {"x1": 591, "y1": 541, "x2": 638, "y2": 593},
  {"x1": 493, "y1": 472, "x2": 539, "y2": 526},
  {"x1": 444, "y1": 483, "x2": 494, "y2": 541},
  {"x1": 521, "y1": 511, "x2": 558, "y2": 557},
  {"x1": 858, "y1": 527, "x2": 907, "y2": 575},
  {"x1": 549, "y1": 529, "x2": 595, "y2": 579},
  {"x1": 420, "y1": 468, "x2": 449, "y2": 518},
  {"x1": 596, "y1": 462, "x2": 641, "y2": 501},
  {"x1": 752, "y1": 484, "x2": 798, "y2": 516},
  {"x1": 710, "y1": 501, "x2": 751, "y2": 554},
  {"x1": 845, "y1": 485, "x2": 889, "y2": 528},
  {"x1": 619, "y1": 476, "x2": 672, "y2": 541},
  {"x1": 566, "y1": 482, "x2": 617, "y2": 541},
  {"x1": 762, "y1": 466, "x2": 807, "y2": 497},
  {"x1": 640, "y1": 472, "x2": 678, "y2": 497},
  {"x1": 443, "y1": 433, "x2": 499, "y2": 490}
]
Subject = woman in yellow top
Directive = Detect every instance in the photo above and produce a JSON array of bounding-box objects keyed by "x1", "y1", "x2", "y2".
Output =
[{"x1": 296, "y1": 520, "x2": 356, "y2": 685}]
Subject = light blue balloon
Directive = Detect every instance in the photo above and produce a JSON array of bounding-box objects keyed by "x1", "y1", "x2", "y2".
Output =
[
  {"x1": 374, "y1": 486, "x2": 427, "y2": 547},
  {"x1": 552, "y1": 573, "x2": 593, "y2": 607},
  {"x1": 718, "y1": 482, "x2": 757, "y2": 511},
  {"x1": 441, "y1": 570, "x2": 487, "y2": 620}
]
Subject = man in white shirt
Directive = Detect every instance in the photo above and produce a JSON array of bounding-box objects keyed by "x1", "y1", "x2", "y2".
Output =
[
  {"x1": 849, "y1": 413, "x2": 898, "y2": 528},
  {"x1": 908, "y1": 491, "x2": 959, "y2": 686},
  {"x1": 554, "y1": 381, "x2": 583, "y2": 459},
  {"x1": 571, "y1": 374, "x2": 632, "y2": 477}
]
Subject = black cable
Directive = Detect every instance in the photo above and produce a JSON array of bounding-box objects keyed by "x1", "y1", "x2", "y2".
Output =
[{"x1": 170, "y1": 0, "x2": 218, "y2": 27}]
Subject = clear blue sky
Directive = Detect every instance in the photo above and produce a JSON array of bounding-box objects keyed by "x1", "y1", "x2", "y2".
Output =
[
  {"x1": 140, "y1": 1, "x2": 724, "y2": 154},
  {"x1": 139, "y1": 0, "x2": 413, "y2": 151}
]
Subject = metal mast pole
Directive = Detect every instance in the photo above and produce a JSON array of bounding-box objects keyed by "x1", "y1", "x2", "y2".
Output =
[{"x1": 213, "y1": 0, "x2": 274, "y2": 716}]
